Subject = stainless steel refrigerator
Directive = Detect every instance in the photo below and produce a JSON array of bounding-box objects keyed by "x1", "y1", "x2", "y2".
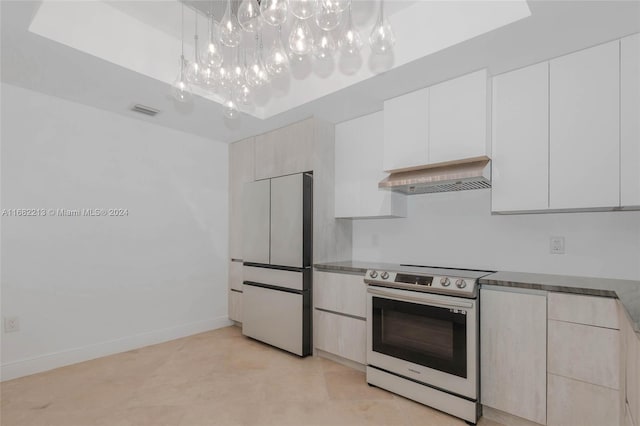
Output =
[{"x1": 241, "y1": 172, "x2": 312, "y2": 356}]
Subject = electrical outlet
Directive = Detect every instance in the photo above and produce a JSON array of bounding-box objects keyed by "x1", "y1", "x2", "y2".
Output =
[
  {"x1": 550, "y1": 236, "x2": 565, "y2": 255},
  {"x1": 4, "y1": 316, "x2": 20, "y2": 333}
]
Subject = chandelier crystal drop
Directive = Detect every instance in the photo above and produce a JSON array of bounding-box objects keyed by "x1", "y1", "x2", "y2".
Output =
[
  {"x1": 170, "y1": 0, "x2": 396, "y2": 119},
  {"x1": 245, "y1": 35, "x2": 270, "y2": 87},
  {"x1": 172, "y1": 4, "x2": 192, "y2": 103},
  {"x1": 338, "y1": 2, "x2": 362, "y2": 55},
  {"x1": 173, "y1": 55, "x2": 193, "y2": 102},
  {"x1": 224, "y1": 96, "x2": 240, "y2": 119},
  {"x1": 220, "y1": 0, "x2": 243, "y2": 47},
  {"x1": 202, "y1": 15, "x2": 223, "y2": 71},
  {"x1": 369, "y1": 0, "x2": 395, "y2": 54},
  {"x1": 289, "y1": 19, "x2": 314, "y2": 56},
  {"x1": 265, "y1": 26, "x2": 290, "y2": 75},
  {"x1": 314, "y1": 0, "x2": 342, "y2": 31},
  {"x1": 290, "y1": 0, "x2": 316, "y2": 20},
  {"x1": 313, "y1": 30, "x2": 335, "y2": 60},
  {"x1": 238, "y1": 0, "x2": 262, "y2": 33},
  {"x1": 260, "y1": 0, "x2": 289, "y2": 27}
]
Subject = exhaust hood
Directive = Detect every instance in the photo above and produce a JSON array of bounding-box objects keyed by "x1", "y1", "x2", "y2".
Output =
[{"x1": 379, "y1": 156, "x2": 491, "y2": 195}]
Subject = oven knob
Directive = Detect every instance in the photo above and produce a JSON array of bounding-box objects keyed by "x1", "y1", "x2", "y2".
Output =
[
  {"x1": 370, "y1": 270, "x2": 378, "y2": 279},
  {"x1": 456, "y1": 279, "x2": 467, "y2": 289},
  {"x1": 440, "y1": 277, "x2": 451, "y2": 287},
  {"x1": 381, "y1": 271, "x2": 389, "y2": 280}
]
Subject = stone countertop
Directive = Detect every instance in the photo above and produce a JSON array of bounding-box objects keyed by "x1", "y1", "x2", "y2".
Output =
[
  {"x1": 314, "y1": 261, "x2": 640, "y2": 335},
  {"x1": 314, "y1": 261, "x2": 393, "y2": 275},
  {"x1": 480, "y1": 271, "x2": 640, "y2": 335}
]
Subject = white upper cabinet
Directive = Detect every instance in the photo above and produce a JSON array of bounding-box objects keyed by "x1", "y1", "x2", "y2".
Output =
[
  {"x1": 429, "y1": 69, "x2": 489, "y2": 163},
  {"x1": 383, "y1": 87, "x2": 429, "y2": 171},
  {"x1": 336, "y1": 112, "x2": 406, "y2": 218},
  {"x1": 254, "y1": 118, "x2": 314, "y2": 180},
  {"x1": 492, "y1": 62, "x2": 549, "y2": 212},
  {"x1": 550, "y1": 41, "x2": 620, "y2": 209},
  {"x1": 621, "y1": 33, "x2": 640, "y2": 207}
]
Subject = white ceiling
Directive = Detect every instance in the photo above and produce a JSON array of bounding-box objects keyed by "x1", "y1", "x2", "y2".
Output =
[{"x1": 2, "y1": 1, "x2": 640, "y2": 143}]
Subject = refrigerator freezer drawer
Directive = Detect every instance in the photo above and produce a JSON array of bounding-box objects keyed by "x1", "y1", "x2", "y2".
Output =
[
  {"x1": 243, "y1": 265, "x2": 308, "y2": 291},
  {"x1": 242, "y1": 284, "x2": 310, "y2": 356}
]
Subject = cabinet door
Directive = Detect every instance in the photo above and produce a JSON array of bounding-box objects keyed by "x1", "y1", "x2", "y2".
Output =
[
  {"x1": 429, "y1": 69, "x2": 488, "y2": 163},
  {"x1": 548, "y1": 374, "x2": 620, "y2": 426},
  {"x1": 548, "y1": 319, "x2": 620, "y2": 389},
  {"x1": 335, "y1": 117, "x2": 363, "y2": 217},
  {"x1": 623, "y1": 311, "x2": 640, "y2": 426},
  {"x1": 383, "y1": 88, "x2": 429, "y2": 171},
  {"x1": 315, "y1": 309, "x2": 366, "y2": 364},
  {"x1": 254, "y1": 119, "x2": 314, "y2": 180},
  {"x1": 492, "y1": 63, "x2": 549, "y2": 212},
  {"x1": 242, "y1": 179, "x2": 270, "y2": 264},
  {"x1": 229, "y1": 260, "x2": 243, "y2": 291},
  {"x1": 550, "y1": 41, "x2": 620, "y2": 209},
  {"x1": 480, "y1": 289, "x2": 547, "y2": 424},
  {"x1": 229, "y1": 137, "x2": 255, "y2": 260},
  {"x1": 336, "y1": 112, "x2": 406, "y2": 218},
  {"x1": 314, "y1": 271, "x2": 366, "y2": 318},
  {"x1": 621, "y1": 33, "x2": 640, "y2": 207},
  {"x1": 229, "y1": 290, "x2": 243, "y2": 322}
]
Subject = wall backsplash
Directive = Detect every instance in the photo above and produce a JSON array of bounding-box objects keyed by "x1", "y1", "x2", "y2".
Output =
[{"x1": 352, "y1": 189, "x2": 640, "y2": 281}]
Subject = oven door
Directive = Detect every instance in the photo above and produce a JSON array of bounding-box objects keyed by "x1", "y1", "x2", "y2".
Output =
[{"x1": 366, "y1": 286, "x2": 477, "y2": 399}]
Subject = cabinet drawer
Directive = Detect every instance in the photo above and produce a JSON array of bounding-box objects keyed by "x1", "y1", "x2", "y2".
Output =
[
  {"x1": 548, "y1": 293, "x2": 619, "y2": 329},
  {"x1": 315, "y1": 309, "x2": 366, "y2": 364},
  {"x1": 547, "y1": 373, "x2": 620, "y2": 426},
  {"x1": 229, "y1": 260, "x2": 243, "y2": 291},
  {"x1": 244, "y1": 266, "x2": 305, "y2": 291},
  {"x1": 548, "y1": 319, "x2": 620, "y2": 389},
  {"x1": 229, "y1": 290, "x2": 243, "y2": 323},
  {"x1": 314, "y1": 271, "x2": 366, "y2": 318}
]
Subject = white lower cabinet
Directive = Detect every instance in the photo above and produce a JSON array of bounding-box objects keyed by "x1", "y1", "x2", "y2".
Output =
[
  {"x1": 547, "y1": 293, "x2": 622, "y2": 426},
  {"x1": 314, "y1": 309, "x2": 366, "y2": 364},
  {"x1": 480, "y1": 288, "x2": 547, "y2": 424},
  {"x1": 314, "y1": 270, "x2": 367, "y2": 364},
  {"x1": 229, "y1": 290, "x2": 243, "y2": 323},
  {"x1": 548, "y1": 373, "x2": 620, "y2": 426}
]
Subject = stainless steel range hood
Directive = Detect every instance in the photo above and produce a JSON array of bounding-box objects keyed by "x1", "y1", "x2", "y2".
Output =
[{"x1": 379, "y1": 156, "x2": 491, "y2": 195}]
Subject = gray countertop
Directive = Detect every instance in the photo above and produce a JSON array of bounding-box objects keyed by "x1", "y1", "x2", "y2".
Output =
[{"x1": 314, "y1": 261, "x2": 640, "y2": 335}]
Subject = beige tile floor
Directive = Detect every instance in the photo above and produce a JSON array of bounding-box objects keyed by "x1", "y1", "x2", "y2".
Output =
[{"x1": 1, "y1": 326, "x2": 504, "y2": 426}]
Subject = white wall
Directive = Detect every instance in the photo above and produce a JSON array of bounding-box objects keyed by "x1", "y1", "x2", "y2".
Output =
[
  {"x1": 352, "y1": 189, "x2": 640, "y2": 281},
  {"x1": 0, "y1": 83, "x2": 230, "y2": 380}
]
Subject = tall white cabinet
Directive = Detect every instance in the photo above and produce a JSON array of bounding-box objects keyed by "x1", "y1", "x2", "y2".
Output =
[
  {"x1": 549, "y1": 40, "x2": 620, "y2": 209},
  {"x1": 492, "y1": 62, "x2": 549, "y2": 212},
  {"x1": 228, "y1": 137, "x2": 255, "y2": 323},
  {"x1": 621, "y1": 33, "x2": 640, "y2": 207},
  {"x1": 335, "y1": 112, "x2": 406, "y2": 218}
]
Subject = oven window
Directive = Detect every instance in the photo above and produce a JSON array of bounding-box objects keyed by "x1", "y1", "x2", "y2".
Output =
[{"x1": 372, "y1": 296, "x2": 467, "y2": 378}]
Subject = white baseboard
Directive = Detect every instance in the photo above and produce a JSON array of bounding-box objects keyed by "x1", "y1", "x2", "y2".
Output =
[{"x1": 0, "y1": 316, "x2": 233, "y2": 381}]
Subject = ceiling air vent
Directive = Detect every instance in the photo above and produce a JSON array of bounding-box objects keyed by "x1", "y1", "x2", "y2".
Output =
[{"x1": 130, "y1": 104, "x2": 160, "y2": 117}]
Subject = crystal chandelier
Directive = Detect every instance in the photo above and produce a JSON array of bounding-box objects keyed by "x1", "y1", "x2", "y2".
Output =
[{"x1": 172, "y1": 0, "x2": 395, "y2": 119}]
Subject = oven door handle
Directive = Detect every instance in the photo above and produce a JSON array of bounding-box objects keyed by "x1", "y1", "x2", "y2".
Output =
[{"x1": 367, "y1": 287, "x2": 474, "y2": 309}]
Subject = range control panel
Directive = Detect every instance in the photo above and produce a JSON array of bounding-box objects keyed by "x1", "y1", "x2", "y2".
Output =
[{"x1": 364, "y1": 269, "x2": 477, "y2": 297}]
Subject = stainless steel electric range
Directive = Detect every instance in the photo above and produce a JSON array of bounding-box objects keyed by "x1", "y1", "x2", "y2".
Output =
[{"x1": 364, "y1": 265, "x2": 494, "y2": 424}]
